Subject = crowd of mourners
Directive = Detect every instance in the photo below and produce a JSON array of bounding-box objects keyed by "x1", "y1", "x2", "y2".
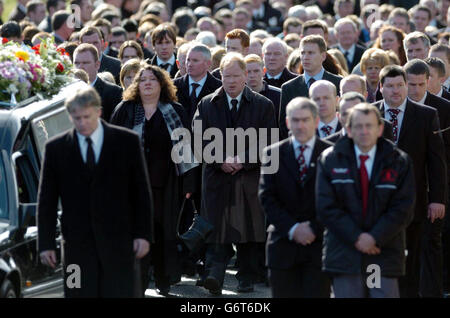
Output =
[{"x1": 3, "y1": 0, "x2": 450, "y2": 298}]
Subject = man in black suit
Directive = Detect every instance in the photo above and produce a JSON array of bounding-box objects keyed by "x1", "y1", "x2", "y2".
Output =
[
  {"x1": 333, "y1": 18, "x2": 366, "y2": 73},
  {"x1": 259, "y1": 97, "x2": 332, "y2": 298},
  {"x1": 193, "y1": 52, "x2": 277, "y2": 295},
  {"x1": 280, "y1": 35, "x2": 342, "y2": 139},
  {"x1": 79, "y1": 26, "x2": 122, "y2": 84},
  {"x1": 326, "y1": 92, "x2": 394, "y2": 143},
  {"x1": 424, "y1": 57, "x2": 450, "y2": 100},
  {"x1": 245, "y1": 54, "x2": 281, "y2": 126},
  {"x1": 8, "y1": 0, "x2": 28, "y2": 22},
  {"x1": 262, "y1": 38, "x2": 297, "y2": 89},
  {"x1": 373, "y1": 65, "x2": 447, "y2": 297},
  {"x1": 149, "y1": 24, "x2": 179, "y2": 78},
  {"x1": 38, "y1": 0, "x2": 66, "y2": 32},
  {"x1": 213, "y1": 0, "x2": 236, "y2": 14},
  {"x1": 251, "y1": 0, "x2": 283, "y2": 35},
  {"x1": 51, "y1": 11, "x2": 74, "y2": 45},
  {"x1": 174, "y1": 44, "x2": 222, "y2": 125},
  {"x1": 73, "y1": 44, "x2": 123, "y2": 122},
  {"x1": 404, "y1": 59, "x2": 450, "y2": 297},
  {"x1": 310, "y1": 80, "x2": 342, "y2": 138},
  {"x1": 38, "y1": 86, "x2": 153, "y2": 297}
]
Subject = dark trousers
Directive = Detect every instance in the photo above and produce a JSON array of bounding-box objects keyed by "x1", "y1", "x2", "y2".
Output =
[
  {"x1": 443, "y1": 209, "x2": 450, "y2": 292},
  {"x1": 63, "y1": 239, "x2": 135, "y2": 298},
  {"x1": 269, "y1": 263, "x2": 330, "y2": 298},
  {"x1": 399, "y1": 221, "x2": 423, "y2": 298},
  {"x1": 420, "y1": 218, "x2": 444, "y2": 297},
  {"x1": 205, "y1": 242, "x2": 259, "y2": 286}
]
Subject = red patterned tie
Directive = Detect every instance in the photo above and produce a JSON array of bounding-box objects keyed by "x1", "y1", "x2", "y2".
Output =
[
  {"x1": 297, "y1": 145, "x2": 308, "y2": 182},
  {"x1": 387, "y1": 108, "x2": 401, "y2": 142},
  {"x1": 359, "y1": 154, "x2": 369, "y2": 219},
  {"x1": 321, "y1": 125, "x2": 332, "y2": 137}
]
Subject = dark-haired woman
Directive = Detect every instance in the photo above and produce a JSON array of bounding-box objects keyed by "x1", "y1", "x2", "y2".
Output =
[{"x1": 111, "y1": 64, "x2": 196, "y2": 296}]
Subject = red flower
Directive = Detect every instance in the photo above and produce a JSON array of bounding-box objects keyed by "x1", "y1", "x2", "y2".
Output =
[
  {"x1": 2, "y1": 38, "x2": 8, "y2": 44},
  {"x1": 32, "y1": 44, "x2": 40, "y2": 54},
  {"x1": 56, "y1": 47, "x2": 66, "y2": 55},
  {"x1": 56, "y1": 63, "x2": 64, "y2": 73}
]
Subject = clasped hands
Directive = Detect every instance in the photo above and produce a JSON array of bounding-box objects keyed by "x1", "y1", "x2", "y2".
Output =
[
  {"x1": 355, "y1": 233, "x2": 380, "y2": 255},
  {"x1": 292, "y1": 221, "x2": 316, "y2": 246},
  {"x1": 221, "y1": 156, "x2": 244, "y2": 175}
]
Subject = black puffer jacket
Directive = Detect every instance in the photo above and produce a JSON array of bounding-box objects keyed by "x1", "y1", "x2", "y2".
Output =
[{"x1": 316, "y1": 136, "x2": 416, "y2": 277}]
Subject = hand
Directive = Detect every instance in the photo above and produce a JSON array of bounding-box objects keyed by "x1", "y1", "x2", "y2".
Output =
[
  {"x1": 230, "y1": 163, "x2": 243, "y2": 175},
  {"x1": 292, "y1": 221, "x2": 316, "y2": 246},
  {"x1": 133, "y1": 239, "x2": 150, "y2": 259},
  {"x1": 40, "y1": 250, "x2": 57, "y2": 268},
  {"x1": 185, "y1": 192, "x2": 192, "y2": 199},
  {"x1": 355, "y1": 233, "x2": 380, "y2": 255},
  {"x1": 428, "y1": 203, "x2": 445, "y2": 223},
  {"x1": 221, "y1": 163, "x2": 235, "y2": 173}
]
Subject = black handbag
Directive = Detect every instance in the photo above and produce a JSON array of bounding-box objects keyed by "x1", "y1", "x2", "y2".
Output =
[{"x1": 176, "y1": 198, "x2": 214, "y2": 253}]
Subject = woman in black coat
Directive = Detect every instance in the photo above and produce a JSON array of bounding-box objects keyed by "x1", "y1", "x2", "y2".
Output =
[{"x1": 111, "y1": 64, "x2": 196, "y2": 296}]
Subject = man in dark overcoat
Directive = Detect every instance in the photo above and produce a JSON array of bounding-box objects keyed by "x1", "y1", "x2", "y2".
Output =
[
  {"x1": 193, "y1": 52, "x2": 277, "y2": 294},
  {"x1": 37, "y1": 86, "x2": 154, "y2": 298}
]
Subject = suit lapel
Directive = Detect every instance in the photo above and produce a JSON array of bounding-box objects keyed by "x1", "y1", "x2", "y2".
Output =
[
  {"x1": 302, "y1": 139, "x2": 322, "y2": 184},
  {"x1": 282, "y1": 139, "x2": 301, "y2": 184},
  {"x1": 93, "y1": 121, "x2": 112, "y2": 178},
  {"x1": 397, "y1": 100, "x2": 416, "y2": 145}
]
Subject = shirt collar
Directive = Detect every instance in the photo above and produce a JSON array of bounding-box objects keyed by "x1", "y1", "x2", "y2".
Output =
[
  {"x1": 438, "y1": 87, "x2": 444, "y2": 97},
  {"x1": 384, "y1": 97, "x2": 407, "y2": 113},
  {"x1": 90, "y1": 76, "x2": 98, "y2": 87},
  {"x1": 417, "y1": 92, "x2": 428, "y2": 105},
  {"x1": 226, "y1": 90, "x2": 244, "y2": 109},
  {"x1": 157, "y1": 54, "x2": 176, "y2": 66},
  {"x1": 304, "y1": 67, "x2": 325, "y2": 84},
  {"x1": 76, "y1": 119, "x2": 103, "y2": 145},
  {"x1": 338, "y1": 43, "x2": 355, "y2": 56},
  {"x1": 292, "y1": 135, "x2": 316, "y2": 150},
  {"x1": 319, "y1": 115, "x2": 339, "y2": 128},
  {"x1": 266, "y1": 70, "x2": 283, "y2": 80},
  {"x1": 354, "y1": 143, "x2": 377, "y2": 161},
  {"x1": 253, "y1": 5, "x2": 265, "y2": 18},
  {"x1": 189, "y1": 74, "x2": 208, "y2": 88}
]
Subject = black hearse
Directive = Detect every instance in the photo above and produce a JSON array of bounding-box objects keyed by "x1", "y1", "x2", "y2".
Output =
[{"x1": 0, "y1": 81, "x2": 87, "y2": 297}]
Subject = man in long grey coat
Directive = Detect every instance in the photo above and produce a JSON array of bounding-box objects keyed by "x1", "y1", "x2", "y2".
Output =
[{"x1": 193, "y1": 52, "x2": 277, "y2": 295}]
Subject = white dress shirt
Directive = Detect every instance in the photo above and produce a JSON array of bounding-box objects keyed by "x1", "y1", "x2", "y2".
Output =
[
  {"x1": 384, "y1": 98, "x2": 407, "y2": 141},
  {"x1": 437, "y1": 87, "x2": 444, "y2": 98},
  {"x1": 417, "y1": 92, "x2": 427, "y2": 105},
  {"x1": 226, "y1": 91, "x2": 244, "y2": 110},
  {"x1": 76, "y1": 119, "x2": 104, "y2": 163},
  {"x1": 266, "y1": 71, "x2": 283, "y2": 80},
  {"x1": 288, "y1": 135, "x2": 316, "y2": 241},
  {"x1": 338, "y1": 43, "x2": 356, "y2": 64},
  {"x1": 318, "y1": 116, "x2": 339, "y2": 138},
  {"x1": 354, "y1": 144, "x2": 377, "y2": 180},
  {"x1": 157, "y1": 54, "x2": 176, "y2": 73},
  {"x1": 188, "y1": 74, "x2": 208, "y2": 96}
]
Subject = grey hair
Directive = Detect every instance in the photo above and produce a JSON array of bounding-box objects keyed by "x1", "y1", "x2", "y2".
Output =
[
  {"x1": 65, "y1": 86, "x2": 102, "y2": 113},
  {"x1": 403, "y1": 31, "x2": 431, "y2": 51},
  {"x1": 187, "y1": 43, "x2": 212, "y2": 61},
  {"x1": 196, "y1": 31, "x2": 217, "y2": 48},
  {"x1": 339, "y1": 91, "x2": 366, "y2": 109},
  {"x1": 286, "y1": 97, "x2": 319, "y2": 119},
  {"x1": 262, "y1": 37, "x2": 289, "y2": 56}
]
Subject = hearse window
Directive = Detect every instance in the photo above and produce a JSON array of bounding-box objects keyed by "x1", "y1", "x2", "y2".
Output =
[
  {"x1": 15, "y1": 155, "x2": 37, "y2": 204},
  {"x1": 31, "y1": 107, "x2": 73, "y2": 160},
  {"x1": 0, "y1": 156, "x2": 8, "y2": 219}
]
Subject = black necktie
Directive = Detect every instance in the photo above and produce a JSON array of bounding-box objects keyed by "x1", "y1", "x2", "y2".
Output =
[
  {"x1": 231, "y1": 99, "x2": 238, "y2": 123},
  {"x1": 85, "y1": 137, "x2": 95, "y2": 171},
  {"x1": 160, "y1": 63, "x2": 170, "y2": 71},
  {"x1": 190, "y1": 83, "x2": 200, "y2": 105},
  {"x1": 308, "y1": 77, "x2": 316, "y2": 88},
  {"x1": 344, "y1": 51, "x2": 351, "y2": 68}
]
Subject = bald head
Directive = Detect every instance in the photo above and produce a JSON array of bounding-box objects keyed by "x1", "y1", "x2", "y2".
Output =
[{"x1": 309, "y1": 79, "x2": 337, "y2": 97}]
